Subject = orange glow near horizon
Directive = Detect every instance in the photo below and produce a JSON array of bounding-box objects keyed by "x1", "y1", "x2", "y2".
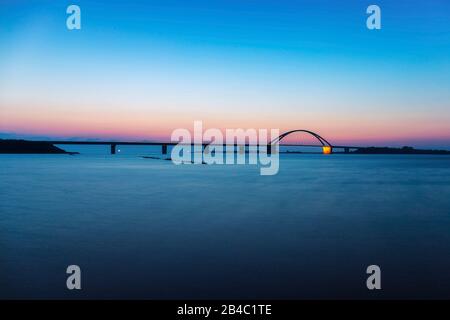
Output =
[
  {"x1": 322, "y1": 146, "x2": 332, "y2": 154},
  {"x1": 2, "y1": 119, "x2": 450, "y2": 147},
  {"x1": 1, "y1": 104, "x2": 450, "y2": 146}
]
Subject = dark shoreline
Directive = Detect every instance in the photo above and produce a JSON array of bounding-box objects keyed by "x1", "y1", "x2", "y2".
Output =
[
  {"x1": 0, "y1": 139, "x2": 78, "y2": 154},
  {"x1": 1, "y1": 139, "x2": 449, "y2": 155},
  {"x1": 350, "y1": 146, "x2": 450, "y2": 155}
]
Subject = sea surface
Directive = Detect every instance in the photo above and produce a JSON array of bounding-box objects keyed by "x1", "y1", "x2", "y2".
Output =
[{"x1": 1, "y1": 146, "x2": 450, "y2": 299}]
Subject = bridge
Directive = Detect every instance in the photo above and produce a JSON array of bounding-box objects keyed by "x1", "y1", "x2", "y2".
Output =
[
  {"x1": 39, "y1": 130, "x2": 360, "y2": 155},
  {"x1": 271, "y1": 129, "x2": 335, "y2": 154}
]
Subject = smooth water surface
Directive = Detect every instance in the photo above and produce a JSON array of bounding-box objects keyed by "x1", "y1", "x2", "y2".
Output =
[{"x1": 1, "y1": 151, "x2": 450, "y2": 299}]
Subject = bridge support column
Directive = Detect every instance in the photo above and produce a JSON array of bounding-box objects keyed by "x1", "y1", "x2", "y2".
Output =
[
  {"x1": 345, "y1": 147, "x2": 349, "y2": 153},
  {"x1": 111, "y1": 144, "x2": 116, "y2": 155},
  {"x1": 162, "y1": 144, "x2": 167, "y2": 155}
]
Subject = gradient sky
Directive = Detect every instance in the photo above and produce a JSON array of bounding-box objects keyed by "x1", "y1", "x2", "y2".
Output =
[{"x1": 0, "y1": 0, "x2": 449, "y2": 147}]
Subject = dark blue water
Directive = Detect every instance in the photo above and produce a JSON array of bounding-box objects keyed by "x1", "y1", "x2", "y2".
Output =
[{"x1": 1, "y1": 150, "x2": 450, "y2": 299}]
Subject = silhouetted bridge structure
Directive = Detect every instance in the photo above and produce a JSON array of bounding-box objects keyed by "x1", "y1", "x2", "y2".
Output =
[{"x1": 39, "y1": 130, "x2": 361, "y2": 155}]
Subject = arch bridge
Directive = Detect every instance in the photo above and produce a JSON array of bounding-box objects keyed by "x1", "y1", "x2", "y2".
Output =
[
  {"x1": 34, "y1": 130, "x2": 359, "y2": 155},
  {"x1": 270, "y1": 129, "x2": 334, "y2": 154}
]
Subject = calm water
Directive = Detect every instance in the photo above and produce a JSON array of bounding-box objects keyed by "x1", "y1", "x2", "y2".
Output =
[{"x1": 1, "y1": 149, "x2": 450, "y2": 299}]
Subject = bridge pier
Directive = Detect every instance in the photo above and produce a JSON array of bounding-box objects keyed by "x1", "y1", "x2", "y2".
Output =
[
  {"x1": 345, "y1": 147, "x2": 350, "y2": 153},
  {"x1": 111, "y1": 144, "x2": 116, "y2": 155},
  {"x1": 162, "y1": 144, "x2": 167, "y2": 155}
]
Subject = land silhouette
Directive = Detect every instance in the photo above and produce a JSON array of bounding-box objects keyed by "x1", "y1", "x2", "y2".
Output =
[
  {"x1": 1, "y1": 139, "x2": 450, "y2": 155},
  {"x1": 0, "y1": 139, "x2": 78, "y2": 154},
  {"x1": 351, "y1": 146, "x2": 450, "y2": 155}
]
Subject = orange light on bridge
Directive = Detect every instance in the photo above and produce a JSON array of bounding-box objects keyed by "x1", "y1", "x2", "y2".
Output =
[{"x1": 322, "y1": 146, "x2": 332, "y2": 154}]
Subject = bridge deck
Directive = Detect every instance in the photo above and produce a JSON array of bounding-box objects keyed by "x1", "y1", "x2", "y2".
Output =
[
  {"x1": 42, "y1": 141, "x2": 359, "y2": 149},
  {"x1": 26, "y1": 141, "x2": 360, "y2": 155}
]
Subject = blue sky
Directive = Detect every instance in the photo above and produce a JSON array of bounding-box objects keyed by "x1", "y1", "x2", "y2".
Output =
[{"x1": 0, "y1": 0, "x2": 449, "y2": 147}]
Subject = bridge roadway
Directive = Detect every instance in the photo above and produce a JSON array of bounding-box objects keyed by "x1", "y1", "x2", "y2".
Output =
[{"x1": 36, "y1": 140, "x2": 361, "y2": 155}]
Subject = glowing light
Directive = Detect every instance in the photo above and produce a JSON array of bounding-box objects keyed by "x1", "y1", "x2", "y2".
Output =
[{"x1": 322, "y1": 146, "x2": 332, "y2": 154}]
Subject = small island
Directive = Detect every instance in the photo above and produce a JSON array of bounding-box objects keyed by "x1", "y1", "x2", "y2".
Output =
[{"x1": 0, "y1": 139, "x2": 77, "y2": 154}]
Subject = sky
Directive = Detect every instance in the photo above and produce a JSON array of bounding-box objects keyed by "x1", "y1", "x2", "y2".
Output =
[{"x1": 0, "y1": 0, "x2": 449, "y2": 148}]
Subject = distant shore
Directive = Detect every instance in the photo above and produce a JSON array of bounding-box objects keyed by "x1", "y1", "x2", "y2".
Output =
[
  {"x1": 350, "y1": 146, "x2": 450, "y2": 155},
  {"x1": 0, "y1": 139, "x2": 78, "y2": 154},
  {"x1": 1, "y1": 139, "x2": 449, "y2": 155},
  {"x1": 279, "y1": 146, "x2": 450, "y2": 155}
]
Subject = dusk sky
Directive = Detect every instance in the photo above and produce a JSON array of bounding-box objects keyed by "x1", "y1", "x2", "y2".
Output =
[{"x1": 0, "y1": 0, "x2": 449, "y2": 147}]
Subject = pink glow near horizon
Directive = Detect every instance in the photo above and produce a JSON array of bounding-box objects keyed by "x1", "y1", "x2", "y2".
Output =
[{"x1": 2, "y1": 111, "x2": 450, "y2": 147}]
